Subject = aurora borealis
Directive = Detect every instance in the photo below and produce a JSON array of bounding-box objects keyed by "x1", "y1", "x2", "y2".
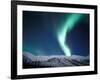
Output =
[
  {"x1": 57, "y1": 14, "x2": 83, "y2": 56},
  {"x1": 23, "y1": 11, "x2": 89, "y2": 56}
]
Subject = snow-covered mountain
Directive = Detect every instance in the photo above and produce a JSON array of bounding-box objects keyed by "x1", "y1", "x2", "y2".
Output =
[{"x1": 23, "y1": 52, "x2": 89, "y2": 68}]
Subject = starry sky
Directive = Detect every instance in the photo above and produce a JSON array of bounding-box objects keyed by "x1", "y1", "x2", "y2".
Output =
[{"x1": 23, "y1": 11, "x2": 89, "y2": 56}]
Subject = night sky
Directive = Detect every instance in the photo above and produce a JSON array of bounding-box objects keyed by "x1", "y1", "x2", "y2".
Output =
[{"x1": 23, "y1": 11, "x2": 89, "y2": 56}]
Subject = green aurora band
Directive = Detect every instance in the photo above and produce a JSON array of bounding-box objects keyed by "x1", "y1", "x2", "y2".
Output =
[{"x1": 57, "y1": 14, "x2": 83, "y2": 56}]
